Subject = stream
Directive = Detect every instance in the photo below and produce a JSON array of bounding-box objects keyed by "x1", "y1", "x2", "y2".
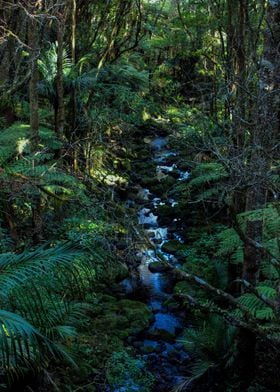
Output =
[{"x1": 122, "y1": 136, "x2": 190, "y2": 391}]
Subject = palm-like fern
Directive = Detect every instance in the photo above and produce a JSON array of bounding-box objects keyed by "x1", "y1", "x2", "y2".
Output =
[
  {"x1": 0, "y1": 310, "x2": 55, "y2": 376},
  {"x1": 0, "y1": 242, "x2": 82, "y2": 297},
  {"x1": 0, "y1": 241, "x2": 94, "y2": 387},
  {"x1": 0, "y1": 123, "x2": 88, "y2": 207},
  {"x1": 38, "y1": 42, "x2": 72, "y2": 101},
  {"x1": 177, "y1": 315, "x2": 236, "y2": 390}
]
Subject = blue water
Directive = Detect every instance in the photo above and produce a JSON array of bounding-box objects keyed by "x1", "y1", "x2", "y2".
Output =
[{"x1": 151, "y1": 313, "x2": 182, "y2": 335}]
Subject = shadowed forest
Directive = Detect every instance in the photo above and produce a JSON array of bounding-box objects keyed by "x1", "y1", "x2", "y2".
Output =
[{"x1": 0, "y1": 1, "x2": 280, "y2": 391}]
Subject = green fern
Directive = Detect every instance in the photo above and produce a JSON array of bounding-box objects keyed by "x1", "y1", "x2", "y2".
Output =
[
  {"x1": 216, "y1": 228, "x2": 243, "y2": 259},
  {"x1": 188, "y1": 162, "x2": 228, "y2": 188},
  {"x1": 0, "y1": 242, "x2": 82, "y2": 298},
  {"x1": 0, "y1": 240, "x2": 106, "y2": 386},
  {"x1": 178, "y1": 315, "x2": 236, "y2": 390},
  {"x1": 238, "y1": 287, "x2": 276, "y2": 321}
]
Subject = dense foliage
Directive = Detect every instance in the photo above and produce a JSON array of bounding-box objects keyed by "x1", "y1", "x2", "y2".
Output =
[{"x1": 0, "y1": 0, "x2": 279, "y2": 391}]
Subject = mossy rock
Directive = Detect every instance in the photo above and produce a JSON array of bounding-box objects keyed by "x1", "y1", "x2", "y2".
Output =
[
  {"x1": 105, "y1": 263, "x2": 129, "y2": 283},
  {"x1": 157, "y1": 205, "x2": 176, "y2": 225},
  {"x1": 93, "y1": 313, "x2": 129, "y2": 332},
  {"x1": 157, "y1": 204, "x2": 176, "y2": 218},
  {"x1": 149, "y1": 183, "x2": 167, "y2": 196},
  {"x1": 161, "y1": 240, "x2": 187, "y2": 258},
  {"x1": 93, "y1": 294, "x2": 119, "y2": 313},
  {"x1": 177, "y1": 162, "x2": 189, "y2": 171},
  {"x1": 148, "y1": 261, "x2": 171, "y2": 273},
  {"x1": 140, "y1": 176, "x2": 158, "y2": 188},
  {"x1": 141, "y1": 345, "x2": 155, "y2": 354},
  {"x1": 118, "y1": 299, "x2": 153, "y2": 333},
  {"x1": 92, "y1": 297, "x2": 153, "y2": 339},
  {"x1": 163, "y1": 297, "x2": 181, "y2": 311},
  {"x1": 57, "y1": 332, "x2": 125, "y2": 391},
  {"x1": 141, "y1": 342, "x2": 165, "y2": 354},
  {"x1": 173, "y1": 281, "x2": 190, "y2": 295},
  {"x1": 161, "y1": 176, "x2": 176, "y2": 188},
  {"x1": 169, "y1": 169, "x2": 181, "y2": 179}
]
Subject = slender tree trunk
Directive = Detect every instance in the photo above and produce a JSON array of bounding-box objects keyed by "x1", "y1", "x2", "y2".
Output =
[
  {"x1": 71, "y1": 0, "x2": 78, "y2": 171},
  {"x1": 28, "y1": 17, "x2": 39, "y2": 150},
  {"x1": 28, "y1": 8, "x2": 42, "y2": 242},
  {"x1": 228, "y1": 0, "x2": 248, "y2": 213},
  {"x1": 56, "y1": 15, "x2": 65, "y2": 140},
  {"x1": 235, "y1": 0, "x2": 246, "y2": 149},
  {"x1": 243, "y1": 212, "x2": 263, "y2": 285},
  {"x1": 71, "y1": 0, "x2": 76, "y2": 65}
]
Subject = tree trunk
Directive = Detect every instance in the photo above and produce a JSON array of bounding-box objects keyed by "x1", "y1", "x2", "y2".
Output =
[
  {"x1": 56, "y1": 16, "x2": 65, "y2": 140},
  {"x1": 243, "y1": 0, "x2": 280, "y2": 284},
  {"x1": 71, "y1": 0, "x2": 78, "y2": 171},
  {"x1": 28, "y1": 17, "x2": 39, "y2": 150},
  {"x1": 227, "y1": 0, "x2": 249, "y2": 214},
  {"x1": 236, "y1": 2, "x2": 280, "y2": 387},
  {"x1": 261, "y1": 0, "x2": 280, "y2": 310}
]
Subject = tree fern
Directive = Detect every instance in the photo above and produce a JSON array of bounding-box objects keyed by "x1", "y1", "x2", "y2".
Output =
[
  {"x1": 0, "y1": 309, "x2": 75, "y2": 385},
  {"x1": 38, "y1": 42, "x2": 72, "y2": 101},
  {"x1": 216, "y1": 228, "x2": 243, "y2": 260},
  {"x1": 0, "y1": 240, "x2": 104, "y2": 387},
  {"x1": 0, "y1": 242, "x2": 81, "y2": 298},
  {"x1": 188, "y1": 162, "x2": 228, "y2": 188},
  {"x1": 178, "y1": 315, "x2": 236, "y2": 390},
  {"x1": 0, "y1": 123, "x2": 88, "y2": 209}
]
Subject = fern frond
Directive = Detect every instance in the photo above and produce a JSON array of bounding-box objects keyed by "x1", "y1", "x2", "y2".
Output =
[
  {"x1": 189, "y1": 162, "x2": 228, "y2": 187},
  {"x1": 0, "y1": 309, "x2": 74, "y2": 377},
  {"x1": 216, "y1": 228, "x2": 243, "y2": 257},
  {"x1": 0, "y1": 242, "x2": 81, "y2": 298},
  {"x1": 238, "y1": 292, "x2": 276, "y2": 321}
]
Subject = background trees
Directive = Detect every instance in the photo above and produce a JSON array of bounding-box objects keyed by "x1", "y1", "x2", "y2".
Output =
[{"x1": 0, "y1": 0, "x2": 279, "y2": 391}]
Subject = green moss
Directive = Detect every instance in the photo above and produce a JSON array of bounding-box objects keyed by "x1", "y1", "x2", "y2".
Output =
[
  {"x1": 106, "y1": 350, "x2": 155, "y2": 392},
  {"x1": 148, "y1": 261, "x2": 170, "y2": 273},
  {"x1": 140, "y1": 176, "x2": 158, "y2": 187},
  {"x1": 104, "y1": 262, "x2": 129, "y2": 283},
  {"x1": 119, "y1": 299, "x2": 153, "y2": 333},
  {"x1": 57, "y1": 298, "x2": 153, "y2": 390},
  {"x1": 157, "y1": 204, "x2": 175, "y2": 218},
  {"x1": 149, "y1": 182, "x2": 167, "y2": 195},
  {"x1": 174, "y1": 281, "x2": 190, "y2": 295},
  {"x1": 161, "y1": 240, "x2": 187, "y2": 257},
  {"x1": 92, "y1": 297, "x2": 153, "y2": 339},
  {"x1": 161, "y1": 176, "x2": 176, "y2": 187}
]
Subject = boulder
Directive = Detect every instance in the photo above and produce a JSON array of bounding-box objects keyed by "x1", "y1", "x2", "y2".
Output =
[{"x1": 148, "y1": 261, "x2": 171, "y2": 273}]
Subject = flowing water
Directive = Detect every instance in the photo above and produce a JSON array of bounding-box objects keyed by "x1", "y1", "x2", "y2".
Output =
[{"x1": 123, "y1": 137, "x2": 191, "y2": 391}]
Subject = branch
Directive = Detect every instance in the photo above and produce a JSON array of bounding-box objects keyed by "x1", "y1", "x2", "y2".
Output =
[
  {"x1": 182, "y1": 294, "x2": 255, "y2": 330},
  {"x1": 10, "y1": 171, "x2": 68, "y2": 202},
  {"x1": 170, "y1": 266, "x2": 257, "y2": 322},
  {"x1": 178, "y1": 293, "x2": 280, "y2": 342}
]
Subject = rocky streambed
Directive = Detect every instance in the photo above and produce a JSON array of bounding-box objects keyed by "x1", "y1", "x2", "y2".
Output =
[{"x1": 120, "y1": 134, "x2": 191, "y2": 391}]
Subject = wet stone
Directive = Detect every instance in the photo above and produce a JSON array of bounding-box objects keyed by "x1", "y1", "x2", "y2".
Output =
[{"x1": 148, "y1": 261, "x2": 171, "y2": 273}]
